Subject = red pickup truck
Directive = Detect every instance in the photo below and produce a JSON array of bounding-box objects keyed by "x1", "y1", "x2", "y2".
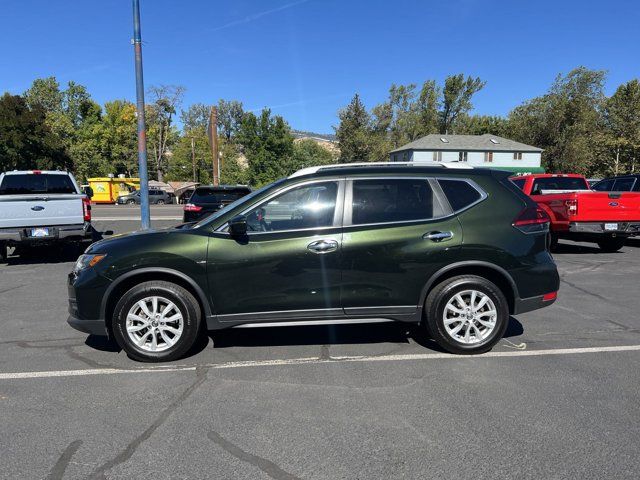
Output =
[{"x1": 511, "y1": 174, "x2": 640, "y2": 252}]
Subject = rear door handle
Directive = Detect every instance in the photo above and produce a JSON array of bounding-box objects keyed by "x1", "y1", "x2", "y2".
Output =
[
  {"x1": 423, "y1": 231, "x2": 454, "y2": 242},
  {"x1": 307, "y1": 239, "x2": 339, "y2": 254}
]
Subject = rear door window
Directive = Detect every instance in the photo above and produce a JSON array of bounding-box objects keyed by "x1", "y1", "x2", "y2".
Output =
[
  {"x1": 350, "y1": 178, "x2": 445, "y2": 225},
  {"x1": 612, "y1": 178, "x2": 636, "y2": 191},
  {"x1": 438, "y1": 179, "x2": 483, "y2": 211},
  {"x1": 592, "y1": 179, "x2": 613, "y2": 191},
  {"x1": 0, "y1": 174, "x2": 77, "y2": 195}
]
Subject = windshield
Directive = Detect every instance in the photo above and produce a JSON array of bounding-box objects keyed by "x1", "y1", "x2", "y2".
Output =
[
  {"x1": 0, "y1": 174, "x2": 77, "y2": 195},
  {"x1": 193, "y1": 178, "x2": 287, "y2": 228}
]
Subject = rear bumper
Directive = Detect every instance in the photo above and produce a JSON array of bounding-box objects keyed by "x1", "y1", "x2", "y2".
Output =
[
  {"x1": 0, "y1": 223, "x2": 91, "y2": 243},
  {"x1": 513, "y1": 293, "x2": 557, "y2": 315},
  {"x1": 568, "y1": 222, "x2": 640, "y2": 236}
]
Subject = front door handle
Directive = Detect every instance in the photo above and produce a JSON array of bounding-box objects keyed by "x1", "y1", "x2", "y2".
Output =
[
  {"x1": 423, "y1": 231, "x2": 454, "y2": 242},
  {"x1": 307, "y1": 239, "x2": 339, "y2": 254}
]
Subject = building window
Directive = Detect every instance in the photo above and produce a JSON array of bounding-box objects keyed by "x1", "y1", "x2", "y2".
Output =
[
  {"x1": 484, "y1": 152, "x2": 493, "y2": 163},
  {"x1": 513, "y1": 152, "x2": 523, "y2": 160},
  {"x1": 458, "y1": 151, "x2": 468, "y2": 162},
  {"x1": 402, "y1": 153, "x2": 407, "y2": 161},
  {"x1": 433, "y1": 151, "x2": 442, "y2": 162}
]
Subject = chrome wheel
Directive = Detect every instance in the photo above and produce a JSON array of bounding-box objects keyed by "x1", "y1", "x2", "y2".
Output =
[
  {"x1": 126, "y1": 296, "x2": 184, "y2": 352},
  {"x1": 443, "y1": 289, "x2": 497, "y2": 345}
]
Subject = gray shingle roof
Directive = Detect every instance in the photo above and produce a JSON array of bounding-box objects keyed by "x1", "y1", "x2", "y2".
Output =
[{"x1": 390, "y1": 134, "x2": 542, "y2": 153}]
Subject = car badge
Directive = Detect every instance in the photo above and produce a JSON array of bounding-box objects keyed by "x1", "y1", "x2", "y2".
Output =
[
  {"x1": 31, "y1": 205, "x2": 45, "y2": 211},
  {"x1": 609, "y1": 202, "x2": 619, "y2": 207}
]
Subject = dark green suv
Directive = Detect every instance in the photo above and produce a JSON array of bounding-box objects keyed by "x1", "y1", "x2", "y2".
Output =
[{"x1": 68, "y1": 163, "x2": 559, "y2": 362}]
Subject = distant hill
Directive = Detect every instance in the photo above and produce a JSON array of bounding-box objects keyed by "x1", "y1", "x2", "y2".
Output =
[{"x1": 292, "y1": 130, "x2": 336, "y2": 142}]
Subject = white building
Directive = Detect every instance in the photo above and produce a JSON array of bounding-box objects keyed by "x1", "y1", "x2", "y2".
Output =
[{"x1": 389, "y1": 134, "x2": 544, "y2": 174}]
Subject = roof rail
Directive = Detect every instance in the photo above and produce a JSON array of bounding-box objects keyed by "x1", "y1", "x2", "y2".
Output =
[{"x1": 289, "y1": 161, "x2": 473, "y2": 178}]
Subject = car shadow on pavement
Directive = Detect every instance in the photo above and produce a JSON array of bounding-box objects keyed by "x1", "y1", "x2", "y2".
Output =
[
  {"x1": 205, "y1": 317, "x2": 524, "y2": 353},
  {"x1": 85, "y1": 335, "x2": 121, "y2": 353},
  {"x1": 553, "y1": 242, "x2": 605, "y2": 254}
]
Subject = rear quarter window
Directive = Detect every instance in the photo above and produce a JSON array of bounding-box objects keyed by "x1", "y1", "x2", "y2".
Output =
[
  {"x1": 510, "y1": 178, "x2": 526, "y2": 191},
  {"x1": 438, "y1": 179, "x2": 483, "y2": 211}
]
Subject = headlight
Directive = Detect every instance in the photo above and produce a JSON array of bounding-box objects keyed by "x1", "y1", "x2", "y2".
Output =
[{"x1": 74, "y1": 254, "x2": 106, "y2": 273}]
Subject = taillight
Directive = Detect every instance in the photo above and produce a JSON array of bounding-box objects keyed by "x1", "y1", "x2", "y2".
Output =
[
  {"x1": 542, "y1": 291, "x2": 558, "y2": 302},
  {"x1": 565, "y1": 199, "x2": 578, "y2": 216},
  {"x1": 183, "y1": 203, "x2": 203, "y2": 212},
  {"x1": 82, "y1": 197, "x2": 91, "y2": 222},
  {"x1": 513, "y1": 206, "x2": 550, "y2": 233}
]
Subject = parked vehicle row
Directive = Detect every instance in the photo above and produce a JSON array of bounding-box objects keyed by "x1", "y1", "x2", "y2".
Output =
[
  {"x1": 68, "y1": 162, "x2": 559, "y2": 362},
  {"x1": 511, "y1": 173, "x2": 640, "y2": 252},
  {"x1": 183, "y1": 185, "x2": 252, "y2": 222},
  {"x1": 0, "y1": 170, "x2": 93, "y2": 261},
  {"x1": 116, "y1": 188, "x2": 174, "y2": 205}
]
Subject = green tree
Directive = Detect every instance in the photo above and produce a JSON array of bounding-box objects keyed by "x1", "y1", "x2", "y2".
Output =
[
  {"x1": 508, "y1": 67, "x2": 605, "y2": 174},
  {"x1": 291, "y1": 139, "x2": 336, "y2": 170},
  {"x1": 146, "y1": 85, "x2": 185, "y2": 182},
  {"x1": 216, "y1": 100, "x2": 244, "y2": 141},
  {"x1": 335, "y1": 94, "x2": 372, "y2": 162},
  {"x1": 440, "y1": 74, "x2": 486, "y2": 134},
  {"x1": 596, "y1": 79, "x2": 640, "y2": 174},
  {"x1": 456, "y1": 114, "x2": 509, "y2": 136},
  {"x1": 94, "y1": 100, "x2": 138, "y2": 177},
  {"x1": 0, "y1": 93, "x2": 70, "y2": 171},
  {"x1": 237, "y1": 108, "x2": 295, "y2": 186}
]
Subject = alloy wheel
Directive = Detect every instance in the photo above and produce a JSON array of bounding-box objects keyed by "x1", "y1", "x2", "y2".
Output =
[
  {"x1": 442, "y1": 289, "x2": 497, "y2": 344},
  {"x1": 126, "y1": 296, "x2": 184, "y2": 352}
]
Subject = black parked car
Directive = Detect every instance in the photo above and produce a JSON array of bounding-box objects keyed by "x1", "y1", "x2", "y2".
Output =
[
  {"x1": 183, "y1": 185, "x2": 252, "y2": 222},
  {"x1": 592, "y1": 175, "x2": 640, "y2": 192},
  {"x1": 117, "y1": 189, "x2": 173, "y2": 205}
]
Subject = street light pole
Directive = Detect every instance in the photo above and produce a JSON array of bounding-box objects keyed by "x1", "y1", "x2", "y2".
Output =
[{"x1": 132, "y1": 0, "x2": 150, "y2": 229}]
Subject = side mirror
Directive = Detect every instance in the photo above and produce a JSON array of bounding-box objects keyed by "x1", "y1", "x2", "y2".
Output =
[
  {"x1": 228, "y1": 215, "x2": 248, "y2": 236},
  {"x1": 84, "y1": 186, "x2": 94, "y2": 198}
]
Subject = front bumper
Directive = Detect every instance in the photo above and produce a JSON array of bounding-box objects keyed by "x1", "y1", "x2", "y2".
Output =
[
  {"x1": 569, "y1": 222, "x2": 640, "y2": 236},
  {"x1": 0, "y1": 223, "x2": 92, "y2": 244},
  {"x1": 67, "y1": 314, "x2": 107, "y2": 336}
]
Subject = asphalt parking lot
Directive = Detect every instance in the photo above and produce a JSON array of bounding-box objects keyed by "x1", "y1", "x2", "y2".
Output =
[{"x1": 1, "y1": 204, "x2": 640, "y2": 479}]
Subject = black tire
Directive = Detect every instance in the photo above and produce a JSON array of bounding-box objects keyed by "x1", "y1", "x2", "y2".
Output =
[
  {"x1": 548, "y1": 233, "x2": 559, "y2": 252},
  {"x1": 423, "y1": 275, "x2": 510, "y2": 355},
  {"x1": 127, "y1": 199, "x2": 136, "y2": 205},
  {"x1": 112, "y1": 281, "x2": 202, "y2": 362},
  {"x1": 0, "y1": 242, "x2": 6, "y2": 263},
  {"x1": 156, "y1": 199, "x2": 165, "y2": 205},
  {"x1": 597, "y1": 238, "x2": 625, "y2": 253}
]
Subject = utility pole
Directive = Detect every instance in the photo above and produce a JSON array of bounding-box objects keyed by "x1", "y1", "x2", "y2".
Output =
[
  {"x1": 209, "y1": 107, "x2": 219, "y2": 186},
  {"x1": 132, "y1": 0, "x2": 150, "y2": 229},
  {"x1": 191, "y1": 137, "x2": 196, "y2": 183}
]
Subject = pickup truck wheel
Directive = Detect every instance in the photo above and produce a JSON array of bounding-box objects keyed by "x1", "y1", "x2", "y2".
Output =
[
  {"x1": 0, "y1": 242, "x2": 6, "y2": 263},
  {"x1": 548, "y1": 233, "x2": 559, "y2": 252},
  {"x1": 423, "y1": 275, "x2": 509, "y2": 355},
  {"x1": 597, "y1": 237, "x2": 626, "y2": 253},
  {"x1": 112, "y1": 281, "x2": 202, "y2": 362}
]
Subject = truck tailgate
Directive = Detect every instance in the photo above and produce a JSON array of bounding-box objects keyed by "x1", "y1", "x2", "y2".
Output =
[
  {"x1": 0, "y1": 194, "x2": 85, "y2": 228},
  {"x1": 578, "y1": 192, "x2": 640, "y2": 221}
]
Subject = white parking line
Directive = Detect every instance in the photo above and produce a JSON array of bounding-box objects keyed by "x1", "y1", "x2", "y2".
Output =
[
  {"x1": 92, "y1": 217, "x2": 183, "y2": 221},
  {"x1": 1, "y1": 344, "x2": 639, "y2": 381}
]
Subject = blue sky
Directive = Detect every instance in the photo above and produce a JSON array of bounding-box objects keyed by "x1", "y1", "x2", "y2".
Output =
[{"x1": 2, "y1": 0, "x2": 639, "y2": 133}]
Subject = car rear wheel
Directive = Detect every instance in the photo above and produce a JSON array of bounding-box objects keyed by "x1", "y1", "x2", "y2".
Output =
[
  {"x1": 423, "y1": 275, "x2": 509, "y2": 355},
  {"x1": 112, "y1": 281, "x2": 202, "y2": 362},
  {"x1": 597, "y1": 237, "x2": 625, "y2": 252},
  {"x1": 156, "y1": 199, "x2": 165, "y2": 205},
  {"x1": 126, "y1": 199, "x2": 136, "y2": 205}
]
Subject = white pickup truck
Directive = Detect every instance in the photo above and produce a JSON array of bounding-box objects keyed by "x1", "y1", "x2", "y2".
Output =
[{"x1": 0, "y1": 170, "x2": 93, "y2": 260}]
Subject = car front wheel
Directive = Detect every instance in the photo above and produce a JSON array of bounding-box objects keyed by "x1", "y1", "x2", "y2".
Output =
[
  {"x1": 423, "y1": 275, "x2": 509, "y2": 355},
  {"x1": 112, "y1": 281, "x2": 202, "y2": 362}
]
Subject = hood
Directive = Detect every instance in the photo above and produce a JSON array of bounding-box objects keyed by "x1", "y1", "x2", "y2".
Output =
[{"x1": 87, "y1": 223, "x2": 194, "y2": 253}]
